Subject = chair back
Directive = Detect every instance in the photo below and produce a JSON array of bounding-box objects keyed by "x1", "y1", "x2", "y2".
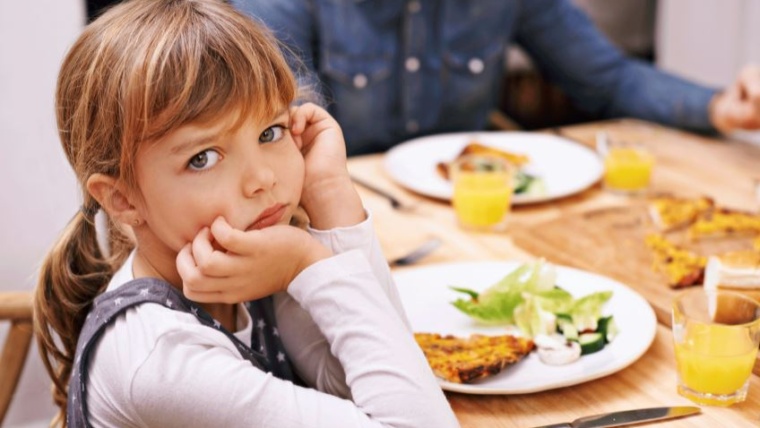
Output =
[{"x1": 0, "y1": 291, "x2": 34, "y2": 426}]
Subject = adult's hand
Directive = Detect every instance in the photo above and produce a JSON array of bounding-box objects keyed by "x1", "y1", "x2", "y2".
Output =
[{"x1": 710, "y1": 65, "x2": 760, "y2": 133}]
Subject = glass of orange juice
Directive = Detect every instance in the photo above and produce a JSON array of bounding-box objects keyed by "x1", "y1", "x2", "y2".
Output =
[
  {"x1": 451, "y1": 155, "x2": 513, "y2": 232},
  {"x1": 597, "y1": 133, "x2": 654, "y2": 194},
  {"x1": 672, "y1": 288, "x2": 760, "y2": 406}
]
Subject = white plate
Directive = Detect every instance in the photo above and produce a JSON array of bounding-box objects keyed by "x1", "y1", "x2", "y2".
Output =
[
  {"x1": 394, "y1": 261, "x2": 657, "y2": 394},
  {"x1": 384, "y1": 132, "x2": 603, "y2": 204}
]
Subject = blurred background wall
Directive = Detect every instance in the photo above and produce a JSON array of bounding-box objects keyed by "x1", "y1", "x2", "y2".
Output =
[
  {"x1": 0, "y1": 1, "x2": 758, "y2": 426},
  {"x1": 0, "y1": 0, "x2": 82, "y2": 426}
]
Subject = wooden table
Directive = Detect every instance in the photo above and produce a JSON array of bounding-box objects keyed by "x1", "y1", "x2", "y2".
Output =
[{"x1": 348, "y1": 119, "x2": 760, "y2": 427}]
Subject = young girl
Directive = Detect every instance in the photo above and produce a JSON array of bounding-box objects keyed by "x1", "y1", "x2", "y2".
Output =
[{"x1": 33, "y1": 1, "x2": 459, "y2": 427}]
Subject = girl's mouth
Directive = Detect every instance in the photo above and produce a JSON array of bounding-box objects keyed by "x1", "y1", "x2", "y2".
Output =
[{"x1": 247, "y1": 204, "x2": 287, "y2": 230}]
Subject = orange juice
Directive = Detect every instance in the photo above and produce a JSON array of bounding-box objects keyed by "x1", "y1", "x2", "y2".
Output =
[
  {"x1": 675, "y1": 323, "x2": 758, "y2": 405},
  {"x1": 451, "y1": 155, "x2": 512, "y2": 231},
  {"x1": 603, "y1": 147, "x2": 654, "y2": 192}
]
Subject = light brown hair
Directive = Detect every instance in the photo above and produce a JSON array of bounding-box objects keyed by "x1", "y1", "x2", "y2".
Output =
[{"x1": 33, "y1": 0, "x2": 297, "y2": 424}]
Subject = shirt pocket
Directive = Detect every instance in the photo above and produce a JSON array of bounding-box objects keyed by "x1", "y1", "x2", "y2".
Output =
[
  {"x1": 440, "y1": 0, "x2": 512, "y2": 119},
  {"x1": 441, "y1": 40, "x2": 506, "y2": 121}
]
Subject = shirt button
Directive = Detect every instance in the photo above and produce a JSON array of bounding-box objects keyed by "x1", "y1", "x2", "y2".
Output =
[
  {"x1": 407, "y1": 1, "x2": 421, "y2": 13},
  {"x1": 468, "y1": 58, "x2": 485, "y2": 74},
  {"x1": 405, "y1": 57, "x2": 420, "y2": 73},
  {"x1": 406, "y1": 120, "x2": 419, "y2": 133},
  {"x1": 353, "y1": 73, "x2": 368, "y2": 89}
]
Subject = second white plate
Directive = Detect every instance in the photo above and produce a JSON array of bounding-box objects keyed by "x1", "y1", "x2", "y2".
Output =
[
  {"x1": 394, "y1": 261, "x2": 657, "y2": 394},
  {"x1": 384, "y1": 131, "x2": 603, "y2": 204}
]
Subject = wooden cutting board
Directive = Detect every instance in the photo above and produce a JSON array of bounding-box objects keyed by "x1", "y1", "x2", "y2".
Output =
[{"x1": 511, "y1": 203, "x2": 760, "y2": 373}]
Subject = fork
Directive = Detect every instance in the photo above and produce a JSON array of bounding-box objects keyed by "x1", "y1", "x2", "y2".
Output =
[
  {"x1": 350, "y1": 174, "x2": 417, "y2": 211},
  {"x1": 388, "y1": 238, "x2": 442, "y2": 267}
]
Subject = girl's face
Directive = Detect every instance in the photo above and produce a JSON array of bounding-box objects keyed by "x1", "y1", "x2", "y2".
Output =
[{"x1": 131, "y1": 109, "x2": 304, "y2": 261}]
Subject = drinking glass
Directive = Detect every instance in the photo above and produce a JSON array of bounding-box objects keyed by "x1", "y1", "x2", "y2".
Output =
[
  {"x1": 597, "y1": 133, "x2": 655, "y2": 194},
  {"x1": 451, "y1": 155, "x2": 513, "y2": 232},
  {"x1": 672, "y1": 288, "x2": 760, "y2": 406}
]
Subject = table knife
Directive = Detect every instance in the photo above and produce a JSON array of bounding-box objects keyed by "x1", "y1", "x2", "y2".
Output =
[{"x1": 531, "y1": 406, "x2": 700, "y2": 428}]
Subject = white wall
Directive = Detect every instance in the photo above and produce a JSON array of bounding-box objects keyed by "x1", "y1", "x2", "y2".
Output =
[
  {"x1": 657, "y1": 0, "x2": 760, "y2": 146},
  {"x1": 0, "y1": 0, "x2": 84, "y2": 426},
  {"x1": 657, "y1": 0, "x2": 760, "y2": 87}
]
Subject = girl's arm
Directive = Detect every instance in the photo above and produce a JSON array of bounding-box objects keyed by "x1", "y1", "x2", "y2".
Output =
[
  {"x1": 114, "y1": 251, "x2": 458, "y2": 427},
  {"x1": 274, "y1": 211, "x2": 412, "y2": 397},
  {"x1": 306, "y1": 211, "x2": 411, "y2": 329},
  {"x1": 291, "y1": 102, "x2": 365, "y2": 231},
  {"x1": 291, "y1": 103, "x2": 409, "y2": 322}
]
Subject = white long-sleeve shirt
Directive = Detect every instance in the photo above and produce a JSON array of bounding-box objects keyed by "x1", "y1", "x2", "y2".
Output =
[{"x1": 85, "y1": 212, "x2": 460, "y2": 428}]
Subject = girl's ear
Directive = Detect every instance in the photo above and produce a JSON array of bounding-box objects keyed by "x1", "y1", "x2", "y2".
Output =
[{"x1": 86, "y1": 174, "x2": 143, "y2": 227}]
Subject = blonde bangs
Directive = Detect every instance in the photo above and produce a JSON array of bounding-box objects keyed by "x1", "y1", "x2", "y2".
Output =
[
  {"x1": 60, "y1": 0, "x2": 296, "y2": 188},
  {"x1": 124, "y1": 1, "x2": 297, "y2": 143}
]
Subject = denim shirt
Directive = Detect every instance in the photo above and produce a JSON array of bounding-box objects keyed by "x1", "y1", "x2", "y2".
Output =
[{"x1": 235, "y1": 0, "x2": 718, "y2": 155}]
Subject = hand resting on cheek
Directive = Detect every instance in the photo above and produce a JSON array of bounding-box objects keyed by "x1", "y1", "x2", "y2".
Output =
[{"x1": 177, "y1": 216, "x2": 332, "y2": 304}]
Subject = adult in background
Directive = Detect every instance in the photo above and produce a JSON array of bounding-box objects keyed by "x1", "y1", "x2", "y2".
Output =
[{"x1": 235, "y1": 0, "x2": 760, "y2": 156}]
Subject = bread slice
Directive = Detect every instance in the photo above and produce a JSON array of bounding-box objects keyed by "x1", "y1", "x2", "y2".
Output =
[
  {"x1": 648, "y1": 195, "x2": 714, "y2": 232},
  {"x1": 688, "y1": 208, "x2": 760, "y2": 240},
  {"x1": 704, "y1": 250, "x2": 760, "y2": 307},
  {"x1": 645, "y1": 234, "x2": 706, "y2": 288}
]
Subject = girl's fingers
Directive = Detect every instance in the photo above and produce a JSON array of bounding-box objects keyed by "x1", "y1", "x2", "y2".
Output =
[
  {"x1": 209, "y1": 216, "x2": 257, "y2": 255},
  {"x1": 176, "y1": 243, "x2": 201, "y2": 285},
  {"x1": 290, "y1": 104, "x2": 317, "y2": 135},
  {"x1": 183, "y1": 273, "x2": 259, "y2": 304},
  {"x1": 190, "y1": 227, "x2": 215, "y2": 267}
]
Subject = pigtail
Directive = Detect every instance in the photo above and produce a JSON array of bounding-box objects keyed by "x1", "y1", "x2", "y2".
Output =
[{"x1": 33, "y1": 200, "x2": 132, "y2": 426}]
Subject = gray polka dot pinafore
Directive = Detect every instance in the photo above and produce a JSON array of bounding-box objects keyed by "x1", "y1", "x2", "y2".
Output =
[{"x1": 66, "y1": 278, "x2": 297, "y2": 427}]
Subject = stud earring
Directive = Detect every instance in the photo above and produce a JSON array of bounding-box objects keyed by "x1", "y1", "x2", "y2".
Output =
[{"x1": 133, "y1": 218, "x2": 141, "y2": 226}]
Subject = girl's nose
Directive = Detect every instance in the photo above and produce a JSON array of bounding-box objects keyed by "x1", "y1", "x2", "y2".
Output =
[{"x1": 242, "y1": 160, "x2": 276, "y2": 198}]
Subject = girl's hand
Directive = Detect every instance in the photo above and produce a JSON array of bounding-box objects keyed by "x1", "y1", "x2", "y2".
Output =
[
  {"x1": 290, "y1": 103, "x2": 364, "y2": 229},
  {"x1": 177, "y1": 217, "x2": 331, "y2": 304}
]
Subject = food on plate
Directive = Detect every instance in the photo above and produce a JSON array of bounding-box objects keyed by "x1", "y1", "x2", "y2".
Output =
[
  {"x1": 533, "y1": 334, "x2": 581, "y2": 365},
  {"x1": 687, "y1": 208, "x2": 760, "y2": 240},
  {"x1": 436, "y1": 142, "x2": 529, "y2": 180},
  {"x1": 436, "y1": 142, "x2": 544, "y2": 196},
  {"x1": 642, "y1": 196, "x2": 760, "y2": 287},
  {"x1": 448, "y1": 260, "x2": 616, "y2": 361},
  {"x1": 413, "y1": 332, "x2": 534, "y2": 383},
  {"x1": 703, "y1": 249, "x2": 760, "y2": 307},
  {"x1": 645, "y1": 234, "x2": 706, "y2": 287},
  {"x1": 648, "y1": 195, "x2": 714, "y2": 231}
]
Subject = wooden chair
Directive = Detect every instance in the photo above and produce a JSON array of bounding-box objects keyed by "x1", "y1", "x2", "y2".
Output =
[{"x1": 0, "y1": 291, "x2": 34, "y2": 426}]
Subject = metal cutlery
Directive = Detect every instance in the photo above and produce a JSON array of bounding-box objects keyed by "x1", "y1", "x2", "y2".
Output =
[
  {"x1": 350, "y1": 174, "x2": 417, "y2": 211},
  {"x1": 529, "y1": 406, "x2": 700, "y2": 428},
  {"x1": 388, "y1": 238, "x2": 441, "y2": 267}
]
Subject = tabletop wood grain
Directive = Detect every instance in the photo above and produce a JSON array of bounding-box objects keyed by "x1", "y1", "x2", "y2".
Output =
[{"x1": 348, "y1": 119, "x2": 760, "y2": 428}]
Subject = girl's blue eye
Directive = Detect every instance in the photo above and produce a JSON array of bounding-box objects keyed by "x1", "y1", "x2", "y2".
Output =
[
  {"x1": 188, "y1": 149, "x2": 220, "y2": 171},
  {"x1": 260, "y1": 125, "x2": 285, "y2": 143}
]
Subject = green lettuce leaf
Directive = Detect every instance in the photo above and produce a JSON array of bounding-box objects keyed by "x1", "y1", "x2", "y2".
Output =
[
  {"x1": 513, "y1": 294, "x2": 557, "y2": 337},
  {"x1": 449, "y1": 260, "x2": 614, "y2": 338},
  {"x1": 569, "y1": 291, "x2": 613, "y2": 332}
]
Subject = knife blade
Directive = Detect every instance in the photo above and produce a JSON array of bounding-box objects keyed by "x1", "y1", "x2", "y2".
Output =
[{"x1": 531, "y1": 406, "x2": 701, "y2": 428}]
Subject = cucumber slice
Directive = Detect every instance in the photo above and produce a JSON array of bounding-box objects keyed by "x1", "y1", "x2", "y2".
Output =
[
  {"x1": 513, "y1": 171, "x2": 533, "y2": 194},
  {"x1": 597, "y1": 315, "x2": 618, "y2": 343},
  {"x1": 556, "y1": 316, "x2": 579, "y2": 341},
  {"x1": 578, "y1": 332, "x2": 605, "y2": 355}
]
